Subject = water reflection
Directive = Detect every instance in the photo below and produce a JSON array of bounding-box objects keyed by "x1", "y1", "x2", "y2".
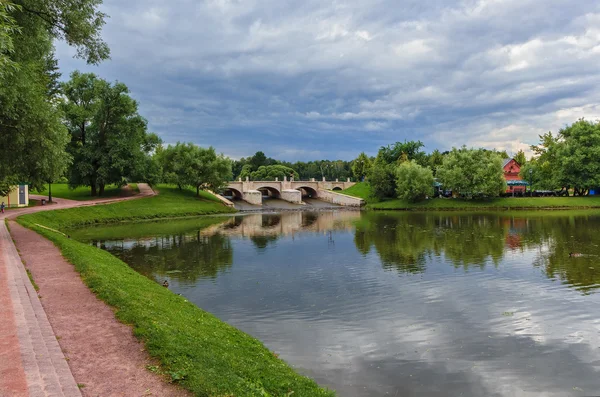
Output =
[
  {"x1": 92, "y1": 232, "x2": 233, "y2": 282},
  {"x1": 75, "y1": 211, "x2": 600, "y2": 396}
]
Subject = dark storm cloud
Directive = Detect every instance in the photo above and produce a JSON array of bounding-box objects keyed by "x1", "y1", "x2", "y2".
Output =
[{"x1": 57, "y1": 0, "x2": 600, "y2": 160}]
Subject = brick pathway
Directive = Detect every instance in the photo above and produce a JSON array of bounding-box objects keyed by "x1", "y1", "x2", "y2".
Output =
[{"x1": 0, "y1": 184, "x2": 188, "y2": 397}]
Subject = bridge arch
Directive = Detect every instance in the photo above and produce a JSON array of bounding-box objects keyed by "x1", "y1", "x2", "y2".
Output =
[
  {"x1": 332, "y1": 186, "x2": 343, "y2": 191},
  {"x1": 256, "y1": 186, "x2": 281, "y2": 199},
  {"x1": 222, "y1": 187, "x2": 244, "y2": 200},
  {"x1": 295, "y1": 186, "x2": 319, "y2": 198}
]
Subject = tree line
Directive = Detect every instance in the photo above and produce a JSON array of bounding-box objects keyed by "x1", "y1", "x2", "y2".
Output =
[{"x1": 232, "y1": 152, "x2": 354, "y2": 182}]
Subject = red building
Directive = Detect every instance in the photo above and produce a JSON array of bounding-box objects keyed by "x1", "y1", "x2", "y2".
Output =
[{"x1": 503, "y1": 158, "x2": 527, "y2": 194}]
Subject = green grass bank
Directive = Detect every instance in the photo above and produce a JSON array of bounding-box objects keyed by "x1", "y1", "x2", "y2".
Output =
[
  {"x1": 343, "y1": 182, "x2": 600, "y2": 211},
  {"x1": 34, "y1": 183, "x2": 139, "y2": 201},
  {"x1": 26, "y1": 185, "x2": 236, "y2": 229},
  {"x1": 17, "y1": 186, "x2": 333, "y2": 397}
]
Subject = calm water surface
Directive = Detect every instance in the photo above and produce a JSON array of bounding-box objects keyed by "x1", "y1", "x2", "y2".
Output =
[{"x1": 71, "y1": 211, "x2": 600, "y2": 396}]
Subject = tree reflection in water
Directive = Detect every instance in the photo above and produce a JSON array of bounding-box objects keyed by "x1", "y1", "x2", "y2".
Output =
[
  {"x1": 87, "y1": 210, "x2": 600, "y2": 293},
  {"x1": 355, "y1": 211, "x2": 600, "y2": 292}
]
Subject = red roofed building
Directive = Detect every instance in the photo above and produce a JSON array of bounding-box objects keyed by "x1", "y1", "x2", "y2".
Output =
[{"x1": 503, "y1": 158, "x2": 527, "y2": 194}]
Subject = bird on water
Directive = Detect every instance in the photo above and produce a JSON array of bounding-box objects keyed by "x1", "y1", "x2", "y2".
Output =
[{"x1": 162, "y1": 280, "x2": 169, "y2": 287}]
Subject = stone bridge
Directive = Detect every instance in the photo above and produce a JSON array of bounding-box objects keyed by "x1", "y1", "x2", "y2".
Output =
[{"x1": 223, "y1": 177, "x2": 364, "y2": 207}]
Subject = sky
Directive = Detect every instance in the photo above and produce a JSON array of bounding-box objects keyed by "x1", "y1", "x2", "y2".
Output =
[{"x1": 56, "y1": 0, "x2": 600, "y2": 161}]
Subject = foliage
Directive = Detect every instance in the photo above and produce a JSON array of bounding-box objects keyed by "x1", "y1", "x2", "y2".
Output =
[
  {"x1": 249, "y1": 164, "x2": 298, "y2": 181},
  {"x1": 0, "y1": 1, "x2": 20, "y2": 74},
  {"x1": 555, "y1": 119, "x2": 600, "y2": 195},
  {"x1": 158, "y1": 143, "x2": 232, "y2": 195},
  {"x1": 514, "y1": 149, "x2": 527, "y2": 166},
  {"x1": 0, "y1": 0, "x2": 108, "y2": 196},
  {"x1": 351, "y1": 152, "x2": 371, "y2": 181},
  {"x1": 395, "y1": 161, "x2": 434, "y2": 202},
  {"x1": 233, "y1": 152, "x2": 354, "y2": 181},
  {"x1": 522, "y1": 131, "x2": 561, "y2": 191},
  {"x1": 436, "y1": 147, "x2": 506, "y2": 198},
  {"x1": 62, "y1": 72, "x2": 159, "y2": 195},
  {"x1": 0, "y1": 9, "x2": 70, "y2": 195},
  {"x1": 377, "y1": 140, "x2": 426, "y2": 165},
  {"x1": 16, "y1": 0, "x2": 110, "y2": 65},
  {"x1": 525, "y1": 120, "x2": 600, "y2": 195},
  {"x1": 368, "y1": 161, "x2": 397, "y2": 200},
  {"x1": 427, "y1": 149, "x2": 445, "y2": 176}
]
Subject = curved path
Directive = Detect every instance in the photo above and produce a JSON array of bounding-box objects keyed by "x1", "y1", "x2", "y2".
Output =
[{"x1": 0, "y1": 184, "x2": 189, "y2": 397}]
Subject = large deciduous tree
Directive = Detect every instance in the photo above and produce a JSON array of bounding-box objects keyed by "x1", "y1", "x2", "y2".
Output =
[
  {"x1": 395, "y1": 161, "x2": 434, "y2": 202},
  {"x1": 0, "y1": 0, "x2": 109, "y2": 196},
  {"x1": 352, "y1": 152, "x2": 371, "y2": 181},
  {"x1": 436, "y1": 147, "x2": 506, "y2": 198},
  {"x1": 250, "y1": 165, "x2": 298, "y2": 181},
  {"x1": 158, "y1": 143, "x2": 232, "y2": 195},
  {"x1": 62, "y1": 72, "x2": 158, "y2": 195},
  {"x1": 368, "y1": 160, "x2": 397, "y2": 200},
  {"x1": 524, "y1": 120, "x2": 600, "y2": 196},
  {"x1": 555, "y1": 119, "x2": 600, "y2": 196}
]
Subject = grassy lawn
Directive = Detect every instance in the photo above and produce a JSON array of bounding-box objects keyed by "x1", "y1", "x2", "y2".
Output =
[
  {"x1": 34, "y1": 183, "x2": 137, "y2": 201},
  {"x1": 370, "y1": 196, "x2": 600, "y2": 210},
  {"x1": 340, "y1": 182, "x2": 371, "y2": 200},
  {"x1": 17, "y1": 186, "x2": 334, "y2": 397},
  {"x1": 343, "y1": 182, "x2": 600, "y2": 210},
  {"x1": 25, "y1": 185, "x2": 236, "y2": 229}
]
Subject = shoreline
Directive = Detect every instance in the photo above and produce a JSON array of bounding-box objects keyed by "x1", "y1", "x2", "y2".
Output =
[{"x1": 15, "y1": 186, "x2": 335, "y2": 396}]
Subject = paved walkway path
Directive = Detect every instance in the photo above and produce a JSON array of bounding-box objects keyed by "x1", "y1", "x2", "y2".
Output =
[{"x1": 0, "y1": 184, "x2": 187, "y2": 397}]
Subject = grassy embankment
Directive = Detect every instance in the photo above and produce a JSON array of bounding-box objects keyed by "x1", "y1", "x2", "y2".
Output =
[
  {"x1": 343, "y1": 182, "x2": 600, "y2": 210},
  {"x1": 34, "y1": 183, "x2": 139, "y2": 201},
  {"x1": 17, "y1": 185, "x2": 334, "y2": 397}
]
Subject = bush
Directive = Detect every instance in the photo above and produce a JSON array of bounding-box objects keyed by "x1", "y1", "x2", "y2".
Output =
[{"x1": 395, "y1": 161, "x2": 434, "y2": 202}]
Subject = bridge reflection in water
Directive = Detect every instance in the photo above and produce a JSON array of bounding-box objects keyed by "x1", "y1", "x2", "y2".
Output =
[{"x1": 201, "y1": 211, "x2": 361, "y2": 238}]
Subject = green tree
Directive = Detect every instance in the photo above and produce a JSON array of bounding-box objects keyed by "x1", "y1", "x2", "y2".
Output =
[
  {"x1": 250, "y1": 165, "x2": 298, "y2": 181},
  {"x1": 62, "y1": 73, "x2": 157, "y2": 195},
  {"x1": 524, "y1": 131, "x2": 562, "y2": 192},
  {"x1": 555, "y1": 119, "x2": 600, "y2": 196},
  {"x1": 395, "y1": 161, "x2": 434, "y2": 202},
  {"x1": 189, "y1": 147, "x2": 232, "y2": 196},
  {"x1": 514, "y1": 149, "x2": 527, "y2": 166},
  {"x1": 436, "y1": 147, "x2": 506, "y2": 198},
  {"x1": 368, "y1": 160, "x2": 396, "y2": 200},
  {"x1": 378, "y1": 140, "x2": 425, "y2": 165},
  {"x1": 16, "y1": 0, "x2": 109, "y2": 65},
  {"x1": 0, "y1": 1, "x2": 20, "y2": 75},
  {"x1": 352, "y1": 152, "x2": 372, "y2": 181},
  {"x1": 159, "y1": 143, "x2": 232, "y2": 195},
  {"x1": 0, "y1": 0, "x2": 109, "y2": 196},
  {"x1": 427, "y1": 149, "x2": 445, "y2": 176}
]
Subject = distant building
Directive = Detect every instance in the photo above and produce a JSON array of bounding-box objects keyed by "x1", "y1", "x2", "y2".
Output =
[
  {"x1": 502, "y1": 158, "x2": 528, "y2": 194},
  {"x1": 0, "y1": 185, "x2": 29, "y2": 208}
]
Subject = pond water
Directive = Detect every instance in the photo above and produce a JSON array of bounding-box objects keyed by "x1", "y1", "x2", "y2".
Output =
[{"x1": 71, "y1": 211, "x2": 600, "y2": 396}]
